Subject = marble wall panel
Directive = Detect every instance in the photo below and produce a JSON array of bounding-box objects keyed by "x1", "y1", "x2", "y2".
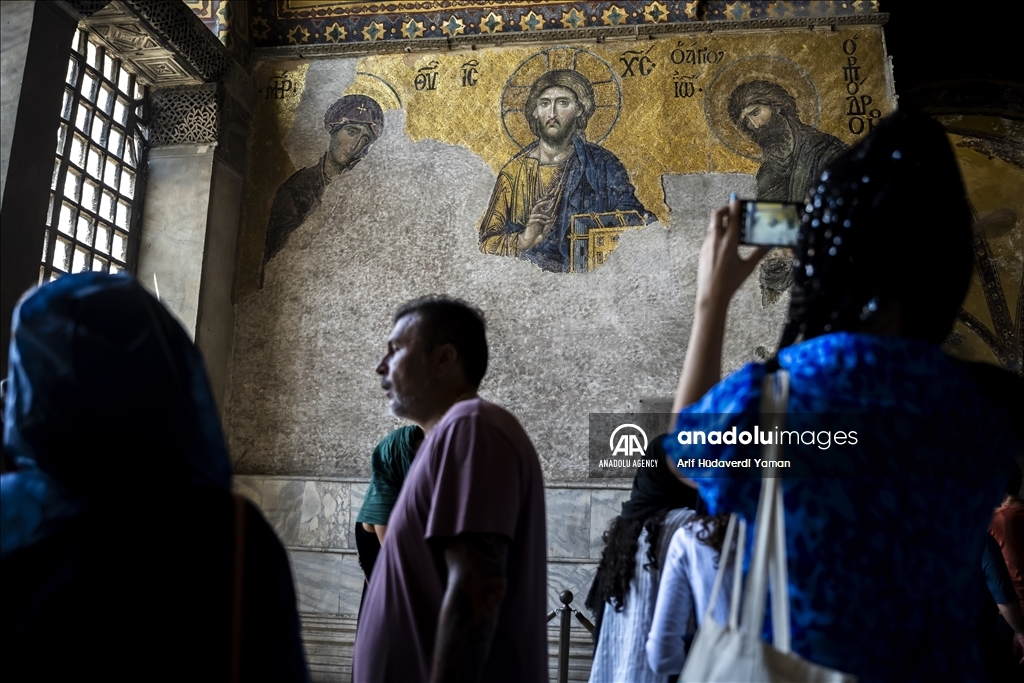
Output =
[
  {"x1": 297, "y1": 480, "x2": 351, "y2": 549},
  {"x1": 546, "y1": 489, "x2": 591, "y2": 559},
  {"x1": 0, "y1": 0, "x2": 33, "y2": 203},
  {"x1": 290, "y1": 551, "x2": 366, "y2": 617},
  {"x1": 589, "y1": 488, "x2": 631, "y2": 559},
  {"x1": 547, "y1": 560, "x2": 599, "y2": 618},
  {"x1": 195, "y1": 157, "x2": 244, "y2": 415},
  {"x1": 337, "y1": 555, "x2": 367, "y2": 617},
  {"x1": 262, "y1": 479, "x2": 305, "y2": 546},
  {"x1": 291, "y1": 550, "x2": 345, "y2": 615},
  {"x1": 137, "y1": 146, "x2": 215, "y2": 338},
  {"x1": 232, "y1": 474, "x2": 264, "y2": 507}
]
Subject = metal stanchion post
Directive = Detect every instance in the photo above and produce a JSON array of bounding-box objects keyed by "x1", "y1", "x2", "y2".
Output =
[{"x1": 557, "y1": 590, "x2": 572, "y2": 683}]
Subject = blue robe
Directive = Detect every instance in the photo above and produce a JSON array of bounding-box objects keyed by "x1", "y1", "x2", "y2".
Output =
[{"x1": 478, "y1": 135, "x2": 652, "y2": 272}]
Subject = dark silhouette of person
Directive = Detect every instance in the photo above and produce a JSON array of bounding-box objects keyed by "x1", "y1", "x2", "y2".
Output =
[{"x1": 1, "y1": 272, "x2": 309, "y2": 681}]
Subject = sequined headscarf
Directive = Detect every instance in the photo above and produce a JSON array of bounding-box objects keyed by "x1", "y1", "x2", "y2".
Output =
[{"x1": 779, "y1": 110, "x2": 973, "y2": 349}]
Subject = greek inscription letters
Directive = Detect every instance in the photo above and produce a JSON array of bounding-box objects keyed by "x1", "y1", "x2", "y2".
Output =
[
  {"x1": 847, "y1": 95, "x2": 873, "y2": 117},
  {"x1": 670, "y1": 42, "x2": 724, "y2": 66},
  {"x1": 461, "y1": 60, "x2": 480, "y2": 87},
  {"x1": 266, "y1": 71, "x2": 293, "y2": 100},
  {"x1": 414, "y1": 60, "x2": 440, "y2": 91},
  {"x1": 843, "y1": 57, "x2": 863, "y2": 95},
  {"x1": 841, "y1": 37, "x2": 881, "y2": 135},
  {"x1": 619, "y1": 46, "x2": 656, "y2": 78},
  {"x1": 672, "y1": 71, "x2": 699, "y2": 99},
  {"x1": 842, "y1": 37, "x2": 864, "y2": 95}
]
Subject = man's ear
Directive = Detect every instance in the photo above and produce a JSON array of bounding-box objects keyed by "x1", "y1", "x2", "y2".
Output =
[{"x1": 432, "y1": 343, "x2": 460, "y2": 376}]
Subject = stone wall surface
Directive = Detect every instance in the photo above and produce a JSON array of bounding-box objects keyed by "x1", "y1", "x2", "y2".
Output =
[
  {"x1": 0, "y1": 1, "x2": 34, "y2": 204},
  {"x1": 195, "y1": 157, "x2": 244, "y2": 413},
  {"x1": 224, "y1": 27, "x2": 893, "y2": 480}
]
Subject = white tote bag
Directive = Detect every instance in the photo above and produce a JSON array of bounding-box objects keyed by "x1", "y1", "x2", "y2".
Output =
[{"x1": 680, "y1": 371, "x2": 857, "y2": 683}]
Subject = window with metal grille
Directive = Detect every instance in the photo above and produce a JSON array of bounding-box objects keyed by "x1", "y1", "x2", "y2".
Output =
[{"x1": 42, "y1": 28, "x2": 147, "y2": 282}]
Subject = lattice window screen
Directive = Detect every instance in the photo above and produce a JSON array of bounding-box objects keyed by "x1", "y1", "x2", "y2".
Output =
[{"x1": 41, "y1": 28, "x2": 148, "y2": 282}]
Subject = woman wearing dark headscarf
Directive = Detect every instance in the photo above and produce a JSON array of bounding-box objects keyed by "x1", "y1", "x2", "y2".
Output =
[
  {"x1": 585, "y1": 440, "x2": 701, "y2": 683},
  {"x1": 1, "y1": 273, "x2": 309, "y2": 681},
  {"x1": 663, "y1": 111, "x2": 1021, "y2": 681}
]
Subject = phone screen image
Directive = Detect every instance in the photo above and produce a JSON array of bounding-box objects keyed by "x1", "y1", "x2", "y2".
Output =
[{"x1": 740, "y1": 201, "x2": 802, "y2": 247}]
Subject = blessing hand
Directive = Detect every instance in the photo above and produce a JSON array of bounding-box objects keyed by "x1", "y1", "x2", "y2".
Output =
[{"x1": 521, "y1": 197, "x2": 556, "y2": 250}]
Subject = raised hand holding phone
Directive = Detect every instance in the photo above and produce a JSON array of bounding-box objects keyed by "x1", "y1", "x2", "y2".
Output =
[
  {"x1": 673, "y1": 195, "x2": 769, "y2": 412},
  {"x1": 738, "y1": 199, "x2": 803, "y2": 247}
]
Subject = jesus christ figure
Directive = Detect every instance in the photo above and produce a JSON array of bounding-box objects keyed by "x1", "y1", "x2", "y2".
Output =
[{"x1": 478, "y1": 69, "x2": 651, "y2": 273}]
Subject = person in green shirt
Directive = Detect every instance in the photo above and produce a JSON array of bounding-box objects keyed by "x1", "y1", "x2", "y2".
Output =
[{"x1": 354, "y1": 425, "x2": 424, "y2": 582}]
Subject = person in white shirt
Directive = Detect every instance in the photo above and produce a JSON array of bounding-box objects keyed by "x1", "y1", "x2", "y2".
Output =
[
  {"x1": 646, "y1": 513, "x2": 732, "y2": 676},
  {"x1": 586, "y1": 450, "x2": 699, "y2": 683}
]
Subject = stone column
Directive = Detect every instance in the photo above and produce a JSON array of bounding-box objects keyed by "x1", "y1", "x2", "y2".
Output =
[
  {"x1": 139, "y1": 82, "x2": 249, "y2": 413},
  {"x1": 70, "y1": 0, "x2": 252, "y2": 414}
]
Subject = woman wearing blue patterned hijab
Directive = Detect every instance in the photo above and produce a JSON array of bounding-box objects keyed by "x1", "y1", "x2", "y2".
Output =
[{"x1": 664, "y1": 111, "x2": 1020, "y2": 681}]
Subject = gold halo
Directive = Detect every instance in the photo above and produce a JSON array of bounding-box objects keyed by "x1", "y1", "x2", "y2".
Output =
[
  {"x1": 345, "y1": 71, "x2": 402, "y2": 111},
  {"x1": 501, "y1": 47, "x2": 621, "y2": 149},
  {"x1": 704, "y1": 56, "x2": 820, "y2": 161}
]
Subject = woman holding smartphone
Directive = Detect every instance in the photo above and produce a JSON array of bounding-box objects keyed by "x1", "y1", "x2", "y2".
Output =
[{"x1": 663, "y1": 110, "x2": 1021, "y2": 682}]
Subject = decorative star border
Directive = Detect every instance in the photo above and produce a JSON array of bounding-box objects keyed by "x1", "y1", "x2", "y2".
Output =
[
  {"x1": 704, "y1": 1, "x2": 878, "y2": 21},
  {"x1": 249, "y1": 1, "x2": 876, "y2": 47}
]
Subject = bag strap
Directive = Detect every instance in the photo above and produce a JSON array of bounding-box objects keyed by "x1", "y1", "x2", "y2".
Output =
[
  {"x1": 701, "y1": 512, "x2": 746, "y2": 632},
  {"x1": 767, "y1": 371, "x2": 791, "y2": 653},
  {"x1": 769, "y1": 469, "x2": 790, "y2": 652},
  {"x1": 728, "y1": 518, "x2": 746, "y2": 631},
  {"x1": 701, "y1": 513, "x2": 734, "y2": 625},
  {"x1": 740, "y1": 370, "x2": 791, "y2": 649},
  {"x1": 230, "y1": 493, "x2": 247, "y2": 683},
  {"x1": 739, "y1": 463, "x2": 775, "y2": 633}
]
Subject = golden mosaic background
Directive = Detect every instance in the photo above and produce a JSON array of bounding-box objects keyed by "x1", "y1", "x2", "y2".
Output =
[
  {"x1": 236, "y1": 28, "x2": 893, "y2": 296},
  {"x1": 347, "y1": 28, "x2": 890, "y2": 221}
]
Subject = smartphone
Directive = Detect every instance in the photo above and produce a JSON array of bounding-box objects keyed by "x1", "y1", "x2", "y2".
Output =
[{"x1": 738, "y1": 200, "x2": 803, "y2": 247}]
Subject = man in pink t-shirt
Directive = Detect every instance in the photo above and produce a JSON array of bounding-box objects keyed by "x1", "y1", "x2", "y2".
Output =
[{"x1": 353, "y1": 297, "x2": 548, "y2": 683}]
